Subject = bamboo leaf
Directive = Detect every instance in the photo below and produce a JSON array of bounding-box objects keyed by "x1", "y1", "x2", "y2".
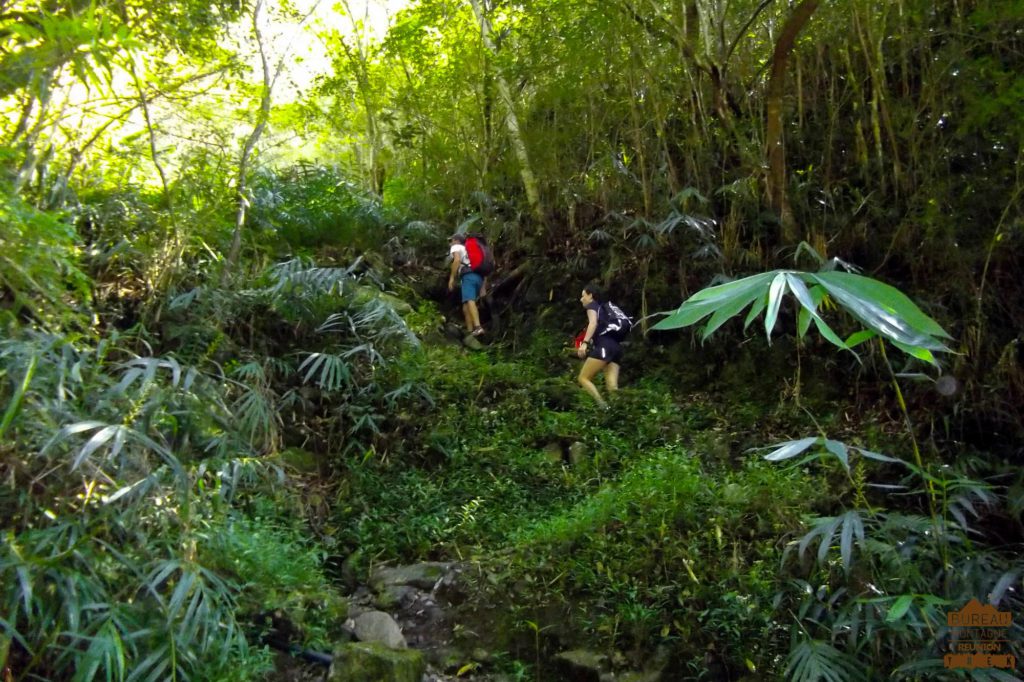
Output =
[
  {"x1": 72, "y1": 425, "x2": 122, "y2": 470},
  {"x1": 763, "y1": 273, "x2": 788, "y2": 340},
  {"x1": 168, "y1": 569, "x2": 196, "y2": 617},
  {"x1": 0, "y1": 353, "x2": 36, "y2": 439},
  {"x1": 743, "y1": 293, "x2": 767, "y2": 330},
  {"x1": 762, "y1": 437, "x2": 820, "y2": 462},
  {"x1": 839, "y1": 510, "x2": 863, "y2": 571},
  {"x1": 823, "y1": 439, "x2": 849, "y2": 471},
  {"x1": 886, "y1": 594, "x2": 914, "y2": 623},
  {"x1": 701, "y1": 287, "x2": 764, "y2": 340},
  {"x1": 892, "y1": 340, "x2": 938, "y2": 367},
  {"x1": 817, "y1": 516, "x2": 842, "y2": 565},
  {"x1": 811, "y1": 314, "x2": 852, "y2": 353},
  {"x1": 844, "y1": 330, "x2": 877, "y2": 348},
  {"x1": 989, "y1": 571, "x2": 1019, "y2": 606},
  {"x1": 852, "y1": 447, "x2": 906, "y2": 465},
  {"x1": 652, "y1": 272, "x2": 777, "y2": 330},
  {"x1": 810, "y1": 272, "x2": 950, "y2": 352}
]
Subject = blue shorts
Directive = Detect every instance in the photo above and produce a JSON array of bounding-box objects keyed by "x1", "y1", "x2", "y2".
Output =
[{"x1": 461, "y1": 272, "x2": 483, "y2": 303}]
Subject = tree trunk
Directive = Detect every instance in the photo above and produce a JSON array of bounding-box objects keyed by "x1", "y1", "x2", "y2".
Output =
[
  {"x1": 12, "y1": 67, "x2": 57, "y2": 194},
  {"x1": 225, "y1": 0, "x2": 271, "y2": 279},
  {"x1": 765, "y1": 0, "x2": 820, "y2": 246},
  {"x1": 340, "y1": 0, "x2": 386, "y2": 198},
  {"x1": 466, "y1": 0, "x2": 544, "y2": 225}
]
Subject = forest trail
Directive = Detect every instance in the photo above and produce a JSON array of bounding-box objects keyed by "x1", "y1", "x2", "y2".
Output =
[{"x1": 269, "y1": 314, "x2": 759, "y2": 681}]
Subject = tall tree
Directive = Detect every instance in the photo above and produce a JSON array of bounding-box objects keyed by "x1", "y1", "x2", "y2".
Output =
[
  {"x1": 466, "y1": 0, "x2": 544, "y2": 224},
  {"x1": 225, "y1": 0, "x2": 322, "y2": 277},
  {"x1": 765, "y1": 0, "x2": 820, "y2": 244}
]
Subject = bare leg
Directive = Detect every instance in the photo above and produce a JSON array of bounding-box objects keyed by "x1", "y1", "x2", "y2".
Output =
[
  {"x1": 605, "y1": 362, "x2": 620, "y2": 394},
  {"x1": 578, "y1": 357, "x2": 609, "y2": 407},
  {"x1": 466, "y1": 300, "x2": 481, "y2": 330},
  {"x1": 462, "y1": 302, "x2": 474, "y2": 331}
]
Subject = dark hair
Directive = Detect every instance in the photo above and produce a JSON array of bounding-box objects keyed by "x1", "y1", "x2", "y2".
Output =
[{"x1": 583, "y1": 283, "x2": 606, "y2": 302}]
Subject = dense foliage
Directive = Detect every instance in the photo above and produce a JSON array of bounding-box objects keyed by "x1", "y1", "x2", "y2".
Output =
[{"x1": 1, "y1": 0, "x2": 1022, "y2": 679}]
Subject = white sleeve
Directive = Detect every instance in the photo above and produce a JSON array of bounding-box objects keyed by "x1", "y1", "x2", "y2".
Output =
[{"x1": 449, "y1": 244, "x2": 468, "y2": 265}]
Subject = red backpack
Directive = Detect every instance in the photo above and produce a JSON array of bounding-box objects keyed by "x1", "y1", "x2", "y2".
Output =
[{"x1": 464, "y1": 234, "x2": 495, "y2": 276}]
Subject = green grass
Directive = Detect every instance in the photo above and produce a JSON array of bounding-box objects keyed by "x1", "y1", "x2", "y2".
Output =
[{"x1": 328, "y1": 340, "x2": 832, "y2": 675}]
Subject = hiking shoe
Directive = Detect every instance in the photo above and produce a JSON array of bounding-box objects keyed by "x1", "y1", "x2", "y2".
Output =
[{"x1": 471, "y1": 326, "x2": 485, "y2": 337}]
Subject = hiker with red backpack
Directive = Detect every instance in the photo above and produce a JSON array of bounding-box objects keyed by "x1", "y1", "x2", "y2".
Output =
[
  {"x1": 448, "y1": 232, "x2": 494, "y2": 337},
  {"x1": 576, "y1": 283, "x2": 633, "y2": 408}
]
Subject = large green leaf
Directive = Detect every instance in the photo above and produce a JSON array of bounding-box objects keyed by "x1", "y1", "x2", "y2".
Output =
[
  {"x1": 653, "y1": 269, "x2": 951, "y2": 364},
  {"x1": 763, "y1": 273, "x2": 788, "y2": 340},
  {"x1": 809, "y1": 272, "x2": 951, "y2": 353},
  {"x1": 651, "y1": 272, "x2": 777, "y2": 330}
]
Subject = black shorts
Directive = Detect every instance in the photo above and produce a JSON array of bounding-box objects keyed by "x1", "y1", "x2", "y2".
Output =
[{"x1": 587, "y1": 335, "x2": 623, "y2": 364}]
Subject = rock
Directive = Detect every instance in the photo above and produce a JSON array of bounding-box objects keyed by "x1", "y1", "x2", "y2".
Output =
[
  {"x1": 375, "y1": 584, "x2": 417, "y2": 610},
  {"x1": 329, "y1": 642, "x2": 425, "y2": 682},
  {"x1": 339, "y1": 550, "x2": 363, "y2": 592},
  {"x1": 277, "y1": 447, "x2": 319, "y2": 473},
  {"x1": 350, "y1": 611, "x2": 407, "y2": 649},
  {"x1": 353, "y1": 285, "x2": 413, "y2": 315},
  {"x1": 462, "y1": 333, "x2": 484, "y2": 350},
  {"x1": 616, "y1": 671, "x2": 662, "y2": 682},
  {"x1": 371, "y1": 562, "x2": 452, "y2": 591},
  {"x1": 424, "y1": 645, "x2": 464, "y2": 670},
  {"x1": 553, "y1": 649, "x2": 608, "y2": 681},
  {"x1": 568, "y1": 441, "x2": 588, "y2": 465},
  {"x1": 536, "y1": 379, "x2": 578, "y2": 410},
  {"x1": 322, "y1": 593, "x2": 351, "y2": 639},
  {"x1": 443, "y1": 323, "x2": 464, "y2": 340},
  {"x1": 543, "y1": 442, "x2": 564, "y2": 463}
]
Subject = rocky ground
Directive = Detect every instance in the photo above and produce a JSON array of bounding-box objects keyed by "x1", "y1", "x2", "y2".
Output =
[{"x1": 271, "y1": 560, "x2": 667, "y2": 681}]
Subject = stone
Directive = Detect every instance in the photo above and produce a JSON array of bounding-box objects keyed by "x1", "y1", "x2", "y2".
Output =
[
  {"x1": 375, "y1": 584, "x2": 417, "y2": 610},
  {"x1": 616, "y1": 671, "x2": 663, "y2": 682},
  {"x1": 543, "y1": 442, "x2": 564, "y2": 463},
  {"x1": 328, "y1": 642, "x2": 425, "y2": 682},
  {"x1": 553, "y1": 649, "x2": 608, "y2": 681},
  {"x1": 350, "y1": 611, "x2": 407, "y2": 649},
  {"x1": 568, "y1": 441, "x2": 588, "y2": 465},
  {"x1": 371, "y1": 562, "x2": 452, "y2": 591},
  {"x1": 322, "y1": 593, "x2": 351, "y2": 635},
  {"x1": 462, "y1": 333, "x2": 484, "y2": 350},
  {"x1": 339, "y1": 550, "x2": 363, "y2": 592},
  {"x1": 424, "y1": 645, "x2": 464, "y2": 670},
  {"x1": 277, "y1": 447, "x2": 319, "y2": 473},
  {"x1": 443, "y1": 323, "x2": 464, "y2": 340},
  {"x1": 352, "y1": 285, "x2": 413, "y2": 315}
]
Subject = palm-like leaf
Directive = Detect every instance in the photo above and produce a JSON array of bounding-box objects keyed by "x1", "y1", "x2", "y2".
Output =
[
  {"x1": 652, "y1": 269, "x2": 951, "y2": 365},
  {"x1": 784, "y1": 639, "x2": 864, "y2": 682},
  {"x1": 298, "y1": 352, "x2": 351, "y2": 391},
  {"x1": 796, "y1": 511, "x2": 867, "y2": 572},
  {"x1": 232, "y1": 387, "x2": 278, "y2": 451},
  {"x1": 759, "y1": 436, "x2": 905, "y2": 472},
  {"x1": 265, "y1": 257, "x2": 359, "y2": 297}
]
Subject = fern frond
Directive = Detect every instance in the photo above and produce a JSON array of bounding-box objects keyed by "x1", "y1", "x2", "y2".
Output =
[
  {"x1": 298, "y1": 352, "x2": 351, "y2": 391},
  {"x1": 232, "y1": 387, "x2": 278, "y2": 451},
  {"x1": 785, "y1": 639, "x2": 863, "y2": 682},
  {"x1": 797, "y1": 511, "x2": 867, "y2": 572}
]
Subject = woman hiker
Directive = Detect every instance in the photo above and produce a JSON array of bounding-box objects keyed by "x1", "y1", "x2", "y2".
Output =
[{"x1": 576, "y1": 283, "x2": 623, "y2": 408}]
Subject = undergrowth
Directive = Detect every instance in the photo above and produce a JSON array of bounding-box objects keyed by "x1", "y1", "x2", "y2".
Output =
[{"x1": 332, "y1": 332, "x2": 834, "y2": 677}]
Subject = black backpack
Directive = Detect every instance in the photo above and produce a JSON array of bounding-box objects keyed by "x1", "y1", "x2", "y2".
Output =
[{"x1": 598, "y1": 301, "x2": 634, "y2": 341}]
